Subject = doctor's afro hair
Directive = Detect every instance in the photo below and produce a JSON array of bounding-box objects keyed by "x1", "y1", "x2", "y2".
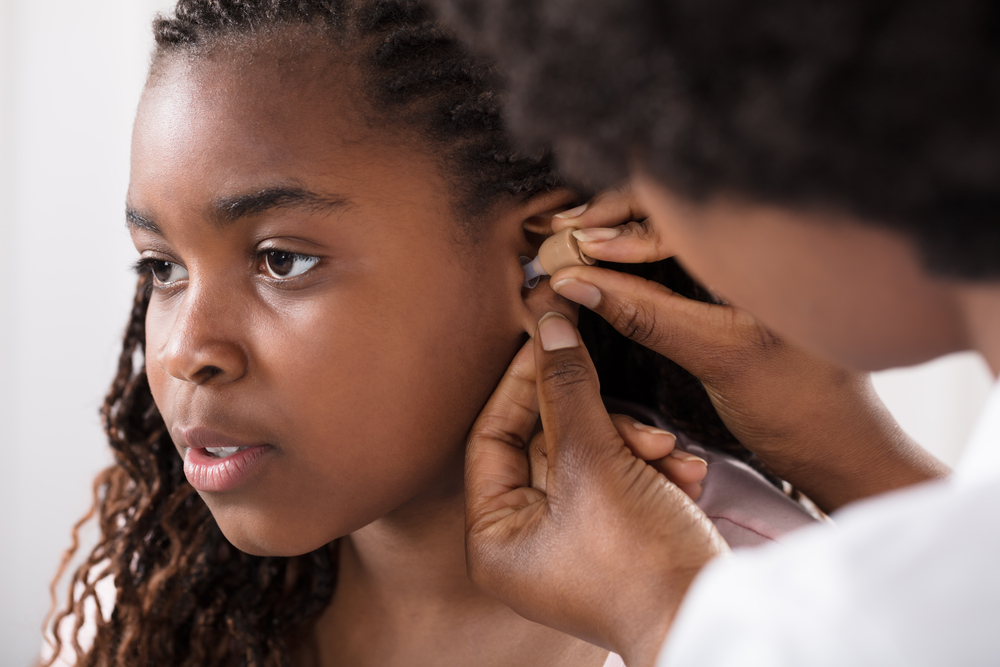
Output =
[{"x1": 434, "y1": 0, "x2": 1000, "y2": 279}]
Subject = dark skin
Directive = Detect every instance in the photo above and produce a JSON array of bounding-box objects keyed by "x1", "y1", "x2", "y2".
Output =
[
  {"x1": 463, "y1": 171, "x2": 983, "y2": 667},
  {"x1": 125, "y1": 29, "x2": 949, "y2": 667},
  {"x1": 549, "y1": 182, "x2": 952, "y2": 512},
  {"x1": 127, "y1": 41, "x2": 706, "y2": 667}
]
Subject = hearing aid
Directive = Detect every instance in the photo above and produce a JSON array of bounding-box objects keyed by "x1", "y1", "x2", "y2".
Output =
[{"x1": 520, "y1": 228, "x2": 597, "y2": 289}]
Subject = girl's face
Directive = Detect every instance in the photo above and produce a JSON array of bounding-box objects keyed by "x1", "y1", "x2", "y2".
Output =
[{"x1": 127, "y1": 47, "x2": 551, "y2": 556}]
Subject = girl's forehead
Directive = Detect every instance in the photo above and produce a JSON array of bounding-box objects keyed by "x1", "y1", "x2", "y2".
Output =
[
  {"x1": 129, "y1": 47, "x2": 453, "y2": 230},
  {"x1": 133, "y1": 50, "x2": 376, "y2": 177},
  {"x1": 149, "y1": 41, "x2": 362, "y2": 116}
]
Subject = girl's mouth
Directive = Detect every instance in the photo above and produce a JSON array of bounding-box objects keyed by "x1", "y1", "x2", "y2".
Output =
[
  {"x1": 178, "y1": 427, "x2": 276, "y2": 493},
  {"x1": 205, "y1": 446, "x2": 249, "y2": 458},
  {"x1": 184, "y1": 444, "x2": 274, "y2": 492}
]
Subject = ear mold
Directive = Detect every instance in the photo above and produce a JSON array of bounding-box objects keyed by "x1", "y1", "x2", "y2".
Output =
[{"x1": 521, "y1": 228, "x2": 597, "y2": 289}]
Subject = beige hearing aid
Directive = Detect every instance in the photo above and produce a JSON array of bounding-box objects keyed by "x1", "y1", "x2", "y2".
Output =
[{"x1": 521, "y1": 228, "x2": 597, "y2": 289}]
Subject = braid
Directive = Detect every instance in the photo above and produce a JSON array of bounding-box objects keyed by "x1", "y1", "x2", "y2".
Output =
[{"x1": 45, "y1": 2, "x2": 760, "y2": 665}]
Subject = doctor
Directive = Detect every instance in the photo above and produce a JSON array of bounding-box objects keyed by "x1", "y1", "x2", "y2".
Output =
[{"x1": 434, "y1": 0, "x2": 1000, "y2": 665}]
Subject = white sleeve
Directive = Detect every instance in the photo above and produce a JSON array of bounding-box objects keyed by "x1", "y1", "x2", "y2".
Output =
[{"x1": 657, "y1": 476, "x2": 1000, "y2": 667}]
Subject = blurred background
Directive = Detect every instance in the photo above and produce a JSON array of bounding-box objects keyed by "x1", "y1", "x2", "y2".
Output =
[{"x1": 0, "y1": 1, "x2": 993, "y2": 665}]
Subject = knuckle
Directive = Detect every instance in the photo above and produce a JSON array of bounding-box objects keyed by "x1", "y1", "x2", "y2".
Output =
[
  {"x1": 752, "y1": 324, "x2": 785, "y2": 350},
  {"x1": 473, "y1": 414, "x2": 530, "y2": 451},
  {"x1": 539, "y1": 357, "x2": 593, "y2": 393},
  {"x1": 591, "y1": 181, "x2": 634, "y2": 209},
  {"x1": 608, "y1": 298, "x2": 664, "y2": 349},
  {"x1": 703, "y1": 320, "x2": 787, "y2": 385},
  {"x1": 732, "y1": 319, "x2": 786, "y2": 360},
  {"x1": 589, "y1": 187, "x2": 616, "y2": 207},
  {"x1": 632, "y1": 218, "x2": 656, "y2": 240}
]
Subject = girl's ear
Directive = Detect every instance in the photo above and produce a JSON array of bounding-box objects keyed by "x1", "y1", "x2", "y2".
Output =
[{"x1": 499, "y1": 187, "x2": 586, "y2": 334}]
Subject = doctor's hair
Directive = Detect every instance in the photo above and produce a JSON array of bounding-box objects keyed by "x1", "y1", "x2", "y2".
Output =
[
  {"x1": 435, "y1": 0, "x2": 1000, "y2": 280},
  {"x1": 41, "y1": 1, "x2": 758, "y2": 665}
]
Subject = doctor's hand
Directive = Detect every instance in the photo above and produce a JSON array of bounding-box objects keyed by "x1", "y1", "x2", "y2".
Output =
[
  {"x1": 548, "y1": 184, "x2": 949, "y2": 512},
  {"x1": 465, "y1": 314, "x2": 729, "y2": 667}
]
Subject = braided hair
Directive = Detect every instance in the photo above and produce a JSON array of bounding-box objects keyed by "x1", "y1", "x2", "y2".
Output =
[{"x1": 43, "y1": 2, "x2": 755, "y2": 665}]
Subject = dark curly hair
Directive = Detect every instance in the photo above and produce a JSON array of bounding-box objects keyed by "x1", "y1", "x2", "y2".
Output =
[
  {"x1": 434, "y1": 0, "x2": 1000, "y2": 279},
  {"x1": 42, "y1": 1, "x2": 759, "y2": 665}
]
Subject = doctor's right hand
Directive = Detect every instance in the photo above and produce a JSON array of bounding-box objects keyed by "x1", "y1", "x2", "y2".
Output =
[{"x1": 548, "y1": 183, "x2": 950, "y2": 512}]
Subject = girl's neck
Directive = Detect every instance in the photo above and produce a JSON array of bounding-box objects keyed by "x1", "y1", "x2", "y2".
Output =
[{"x1": 305, "y1": 482, "x2": 609, "y2": 667}]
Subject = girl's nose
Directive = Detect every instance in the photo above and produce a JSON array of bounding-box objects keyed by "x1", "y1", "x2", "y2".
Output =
[{"x1": 154, "y1": 291, "x2": 249, "y2": 385}]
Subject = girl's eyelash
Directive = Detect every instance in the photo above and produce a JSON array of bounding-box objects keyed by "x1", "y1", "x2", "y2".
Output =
[
  {"x1": 131, "y1": 252, "x2": 320, "y2": 281},
  {"x1": 133, "y1": 258, "x2": 154, "y2": 276}
]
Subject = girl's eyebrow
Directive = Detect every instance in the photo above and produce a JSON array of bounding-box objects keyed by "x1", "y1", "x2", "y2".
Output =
[
  {"x1": 125, "y1": 186, "x2": 352, "y2": 235},
  {"x1": 213, "y1": 186, "x2": 352, "y2": 225},
  {"x1": 126, "y1": 208, "x2": 161, "y2": 234}
]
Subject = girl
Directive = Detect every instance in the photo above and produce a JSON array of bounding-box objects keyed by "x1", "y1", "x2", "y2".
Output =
[{"x1": 43, "y1": 1, "x2": 815, "y2": 665}]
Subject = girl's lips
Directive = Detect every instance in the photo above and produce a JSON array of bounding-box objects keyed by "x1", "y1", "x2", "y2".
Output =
[
  {"x1": 179, "y1": 427, "x2": 276, "y2": 493},
  {"x1": 183, "y1": 445, "x2": 275, "y2": 493}
]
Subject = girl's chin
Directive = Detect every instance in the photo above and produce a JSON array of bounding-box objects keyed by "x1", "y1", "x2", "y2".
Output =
[{"x1": 209, "y1": 509, "x2": 352, "y2": 557}]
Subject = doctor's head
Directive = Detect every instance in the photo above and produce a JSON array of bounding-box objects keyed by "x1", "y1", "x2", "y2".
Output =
[{"x1": 435, "y1": 0, "x2": 1000, "y2": 370}]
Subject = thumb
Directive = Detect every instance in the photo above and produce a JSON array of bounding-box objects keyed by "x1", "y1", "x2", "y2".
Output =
[
  {"x1": 533, "y1": 312, "x2": 624, "y2": 486},
  {"x1": 549, "y1": 265, "x2": 771, "y2": 383}
]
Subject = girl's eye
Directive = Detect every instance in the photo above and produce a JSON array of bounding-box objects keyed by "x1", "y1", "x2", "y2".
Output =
[
  {"x1": 263, "y1": 251, "x2": 319, "y2": 279},
  {"x1": 149, "y1": 260, "x2": 189, "y2": 285}
]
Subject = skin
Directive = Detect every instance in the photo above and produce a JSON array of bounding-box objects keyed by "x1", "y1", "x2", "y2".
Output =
[
  {"x1": 127, "y1": 39, "x2": 705, "y2": 667},
  {"x1": 629, "y1": 176, "x2": 969, "y2": 371},
  {"x1": 462, "y1": 169, "x2": 999, "y2": 667},
  {"x1": 547, "y1": 182, "x2": 951, "y2": 512}
]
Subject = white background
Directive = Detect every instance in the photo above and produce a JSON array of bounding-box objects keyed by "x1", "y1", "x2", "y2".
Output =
[{"x1": 0, "y1": 1, "x2": 994, "y2": 666}]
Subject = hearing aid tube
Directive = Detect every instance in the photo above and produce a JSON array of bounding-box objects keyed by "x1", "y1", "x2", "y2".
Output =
[{"x1": 521, "y1": 228, "x2": 597, "y2": 289}]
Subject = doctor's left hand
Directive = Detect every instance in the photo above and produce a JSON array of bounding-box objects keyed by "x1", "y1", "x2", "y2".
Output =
[{"x1": 465, "y1": 313, "x2": 729, "y2": 667}]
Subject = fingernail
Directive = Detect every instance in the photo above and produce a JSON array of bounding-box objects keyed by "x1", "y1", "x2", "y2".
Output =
[
  {"x1": 632, "y1": 422, "x2": 677, "y2": 440},
  {"x1": 553, "y1": 203, "x2": 589, "y2": 219},
  {"x1": 551, "y1": 278, "x2": 602, "y2": 310},
  {"x1": 572, "y1": 228, "x2": 619, "y2": 243},
  {"x1": 538, "y1": 312, "x2": 579, "y2": 351},
  {"x1": 669, "y1": 450, "x2": 707, "y2": 465}
]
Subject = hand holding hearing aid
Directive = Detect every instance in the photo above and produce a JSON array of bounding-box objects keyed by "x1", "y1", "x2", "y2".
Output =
[{"x1": 539, "y1": 181, "x2": 949, "y2": 513}]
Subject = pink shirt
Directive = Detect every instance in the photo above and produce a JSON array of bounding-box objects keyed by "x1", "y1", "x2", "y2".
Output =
[{"x1": 600, "y1": 400, "x2": 821, "y2": 665}]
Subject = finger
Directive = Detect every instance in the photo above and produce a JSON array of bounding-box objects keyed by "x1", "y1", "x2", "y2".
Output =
[
  {"x1": 465, "y1": 340, "x2": 546, "y2": 526},
  {"x1": 609, "y1": 413, "x2": 677, "y2": 461},
  {"x1": 551, "y1": 181, "x2": 648, "y2": 233},
  {"x1": 678, "y1": 482, "x2": 704, "y2": 501},
  {"x1": 533, "y1": 312, "x2": 623, "y2": 479},
  {"x1": 611, "y1": 416, "x2": 708, "y2": 494},
  {"x1": 549, "y1": 265, "x2": 766, "y2": 382},
  {"x1": 570, "y1": 219, "x2": 676, "y2": 264},
  {"x1": 651, "y1": 449, "x2": 709, "y2": 486}
]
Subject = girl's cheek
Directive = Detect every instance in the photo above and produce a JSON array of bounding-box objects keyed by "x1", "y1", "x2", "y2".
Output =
[{"x1": 145, "y1": 359, "x2": 169, "y2": 417}]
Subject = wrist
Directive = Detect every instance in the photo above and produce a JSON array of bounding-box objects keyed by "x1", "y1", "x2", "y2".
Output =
[
  {"x1": 615, "y1": 557, "x2": 721, "y2": 667},
  {"x1": 752, "y1": 403, "x2": 949, "y2": 512}
]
